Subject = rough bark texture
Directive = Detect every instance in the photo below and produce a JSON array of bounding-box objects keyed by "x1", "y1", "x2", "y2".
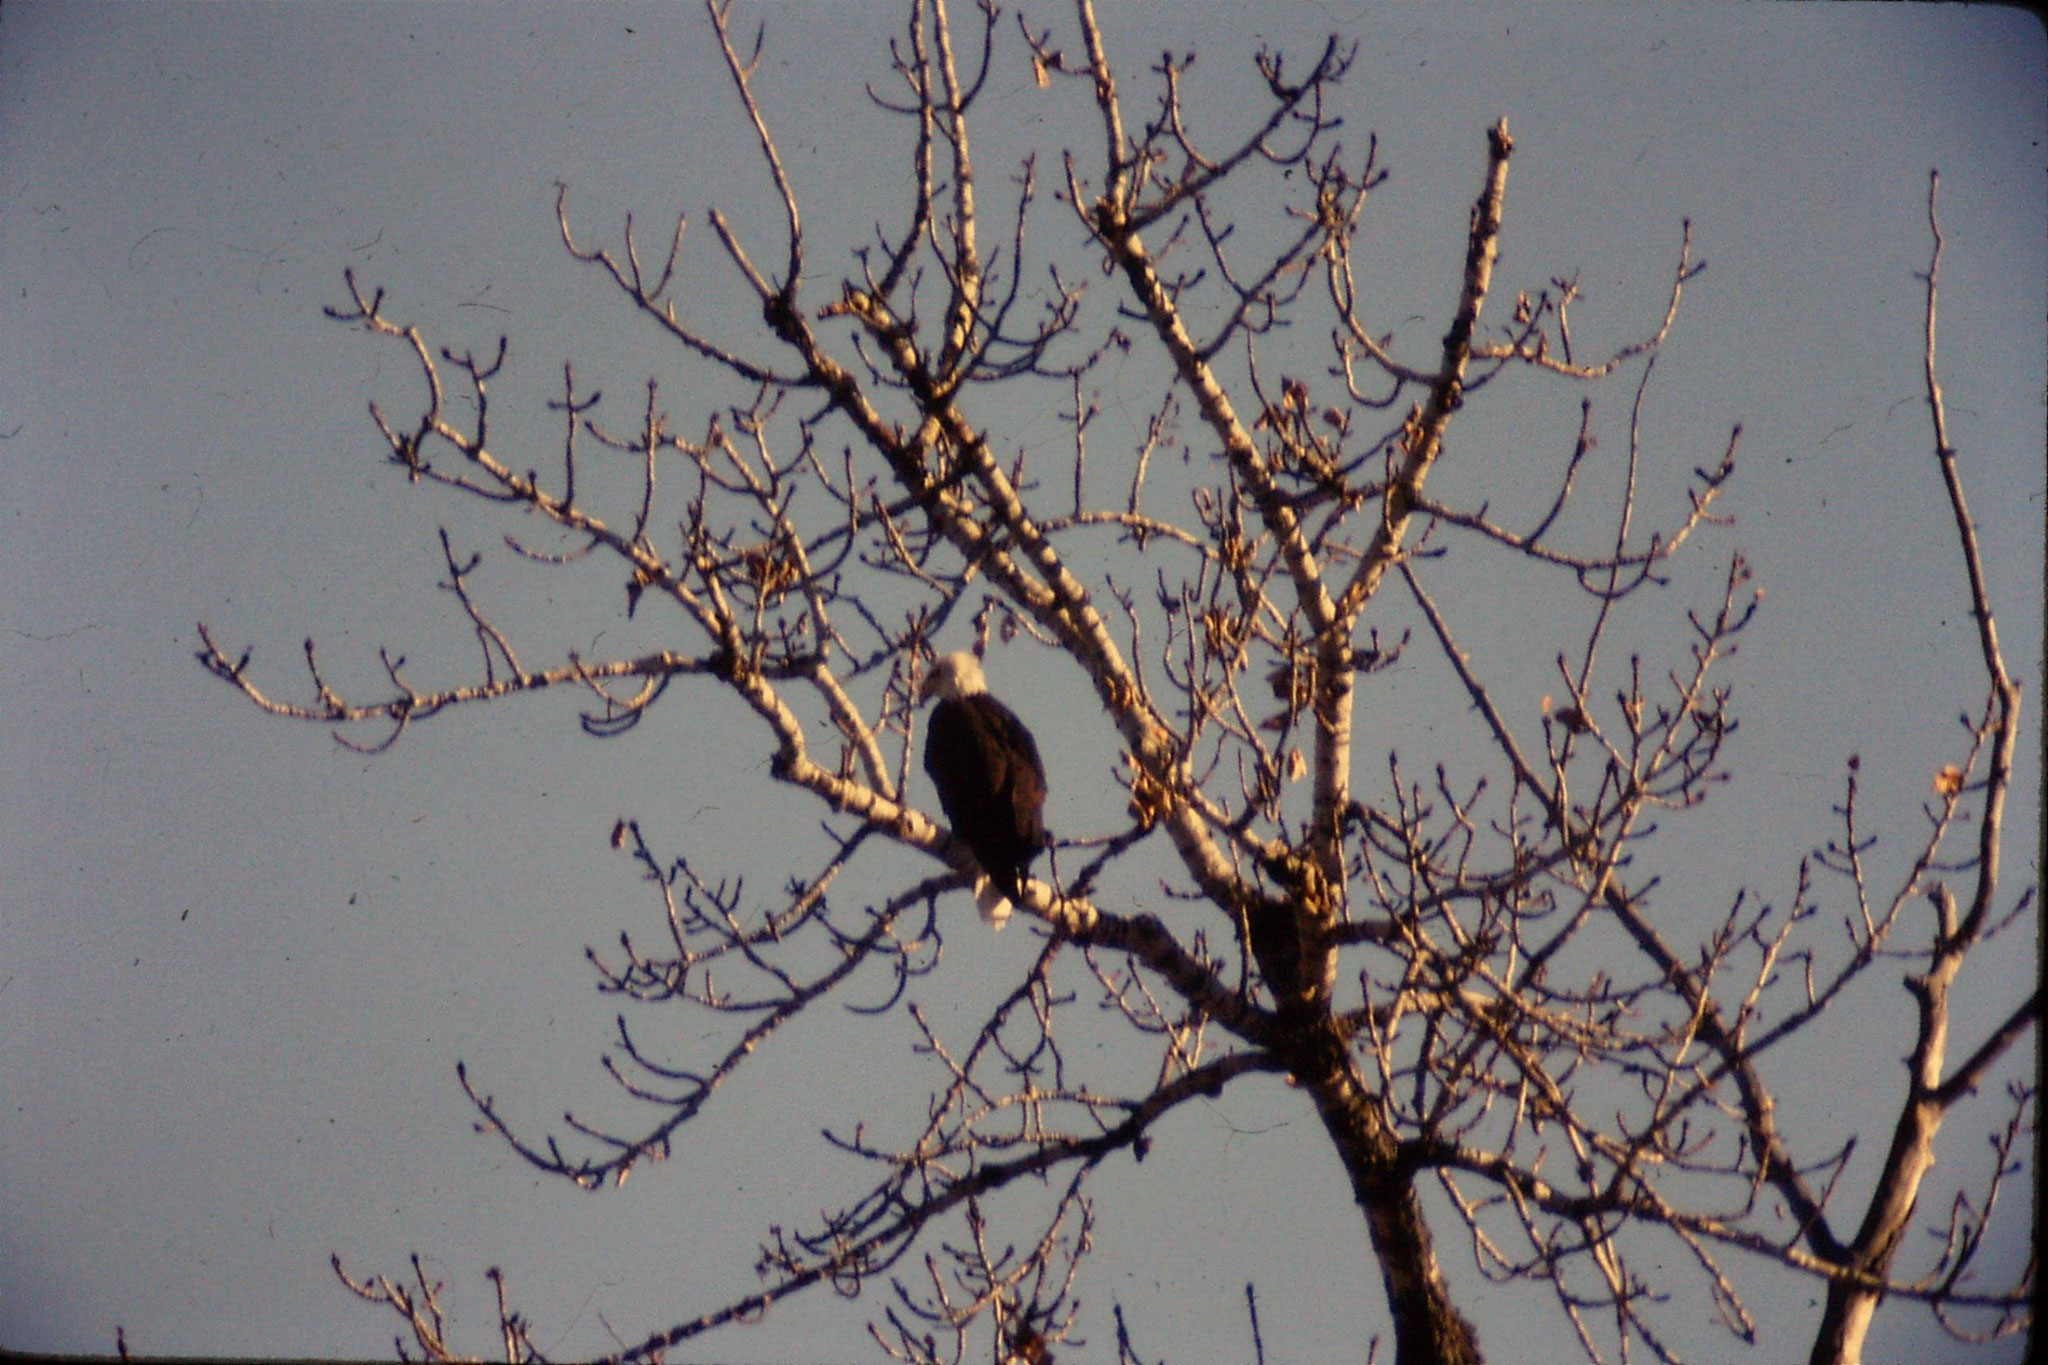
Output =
[{"x1": 1294, "y1": 1015, "x2": 1484, "y2": 1365}]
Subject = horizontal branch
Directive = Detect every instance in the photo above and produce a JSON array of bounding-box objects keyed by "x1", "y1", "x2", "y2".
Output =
[
  {"x1": 602, "y1": 1047, "x2": 1283, "y2": 1363},
  {"x1": 194, "y1": 623, "x2": 723, "y2": 753}
]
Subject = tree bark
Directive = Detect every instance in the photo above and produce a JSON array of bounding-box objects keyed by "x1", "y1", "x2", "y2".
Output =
[{"x1": 1293, "y1": 1016, "x2": 1484, "y2": 1365}]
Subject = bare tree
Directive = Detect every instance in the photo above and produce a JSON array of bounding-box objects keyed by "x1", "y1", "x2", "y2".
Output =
[{"x1": 200, "y1": 2, "x2": 2034, "y2": 1362}]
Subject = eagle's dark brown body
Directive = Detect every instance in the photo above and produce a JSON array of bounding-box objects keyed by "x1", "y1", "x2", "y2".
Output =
[{"x1": 920, "y1": 652, "x2": 1047, "y2": 924}]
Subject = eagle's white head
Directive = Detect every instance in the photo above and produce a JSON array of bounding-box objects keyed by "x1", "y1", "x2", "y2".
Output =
[{"x1": 920, "y1": 650, "x2": 988, "y2": 703}]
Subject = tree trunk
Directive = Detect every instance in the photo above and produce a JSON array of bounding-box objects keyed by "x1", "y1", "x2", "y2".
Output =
[
  {"x1": 1294, "y1": 1016, "x2": 1484, "y2": 1365},
  {"x1": 1804, "y1": 955, "x2": 1956, "y2": 1365}
]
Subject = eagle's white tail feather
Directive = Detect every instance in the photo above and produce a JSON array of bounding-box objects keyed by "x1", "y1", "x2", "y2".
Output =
[{"x1": 974, "y1": 878, "x2": 1013, "y2": 930}]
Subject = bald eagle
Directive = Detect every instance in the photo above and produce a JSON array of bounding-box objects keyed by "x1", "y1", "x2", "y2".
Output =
[{"x1": 919, "y1": 651, "x2": 1048, "y2": 928}]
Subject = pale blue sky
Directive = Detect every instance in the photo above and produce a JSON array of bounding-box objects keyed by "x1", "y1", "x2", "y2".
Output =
[{"x1": 2, "y1": 3, "x2": 2040, "y2": 1361}]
